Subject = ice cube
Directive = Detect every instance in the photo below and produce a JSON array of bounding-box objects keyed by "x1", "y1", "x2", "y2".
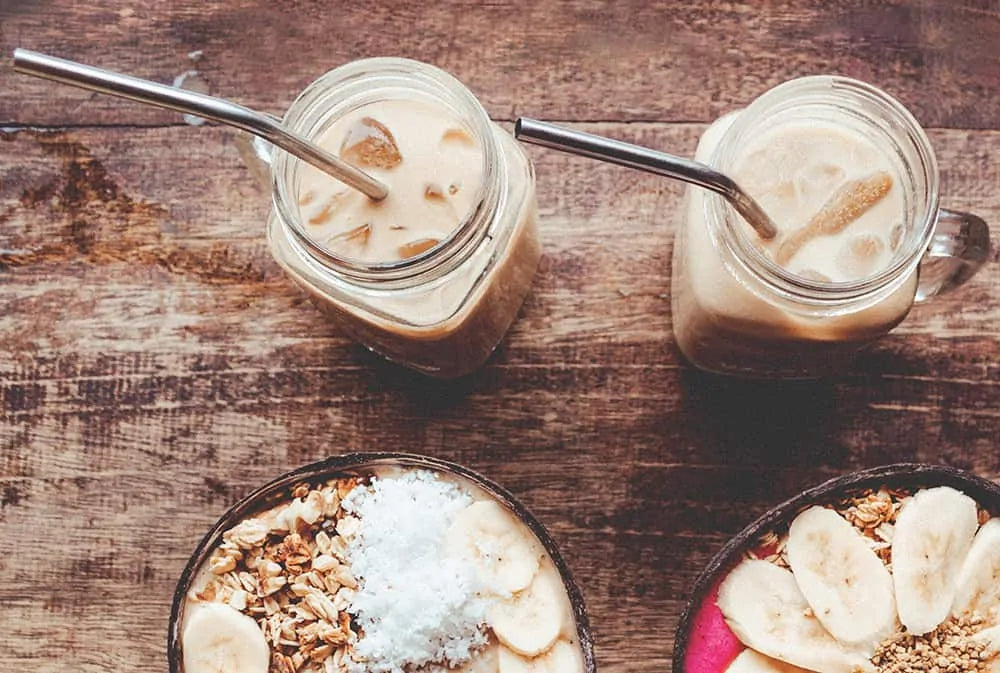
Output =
[
  {"x1": 772, "y1": 179, "x2": 796, "y2": 200},
  {"x1": 441, "y1": 127, "x2": 474, "y2": 145},
  {"x1": 424, "y1": 183, "x2": 446, "y2": 202},
  {"x1": 796, "y1": 162, "x2": 847, "y2": 200},
  {"x1": 398, "y1": 238, "x2": 440, "y2": 259},
  {"x1": 307, "y1": 192, "x2": 349, "y2": 225},
  {"x1": 835, "y1": 232, "x2": 885, "y2": 278},
  {"x1": 340, "y1": 117, "x2": 402, "y2": 169},
  {"x1": 327, "y1": 223, "x2": 371, "y2": 247}
]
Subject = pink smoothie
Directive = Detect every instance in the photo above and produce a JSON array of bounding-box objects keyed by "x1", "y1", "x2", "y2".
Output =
[{"x1": 682, "y1": 577, "x2": 743, "y2": 673}]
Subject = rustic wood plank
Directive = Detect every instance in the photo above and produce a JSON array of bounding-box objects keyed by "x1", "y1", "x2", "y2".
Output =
[
  {"x1": 3, "y1": 1, "x2": 1000, "y2": 128},
  {"x1": 1, "y1": 119, "x2": 999, "y2": 673},
  {"x1": 3, "y1": 2, "x2": 1000, "y2": 671},
  {"x1": 1, "y1": 123, "x2": 997, "y2": 345}
]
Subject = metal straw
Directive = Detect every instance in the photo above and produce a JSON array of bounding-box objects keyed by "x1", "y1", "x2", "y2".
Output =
[
  {"x1": 515, "y1": 118, "x2": 777, "y2": 239},
  {"x1": 12, "y1": 49, "x2": 389, "y2": 201}
]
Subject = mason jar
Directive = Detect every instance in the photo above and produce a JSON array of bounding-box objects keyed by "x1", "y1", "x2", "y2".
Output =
[
  {"x1": 671, "y1": 76, "x2": 990, "y2": 378},
  {"x1": 254, "y1": 58, "x2": 539, "y2": 378}
]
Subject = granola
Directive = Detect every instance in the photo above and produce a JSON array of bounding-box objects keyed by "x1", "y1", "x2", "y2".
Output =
[
  {"x1": 192, "y1": 478, "x2": 360, "y2": 673},
  {"x1": 840, "y1": 487, "x2": 907, "y2": 566},
  {"x1": 872, "y1": 614, "x2": 992, "y2": 673}
]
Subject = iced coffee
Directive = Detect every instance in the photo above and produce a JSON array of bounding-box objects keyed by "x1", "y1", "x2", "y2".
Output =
[
  {"x1": 732, "y1": 121, "x2": 903, "y2": 283},
  {"x1": 177, "y1": 469, "x2": 587, "y2": 673},
  {"x1": 670, "y1": 77, "x2": 942, "y2": 377},
  {"x1": 267, "y1": 59, "x2": 539, "y2": 378},
  {"x1": 296, "y1": 99, "x2": 485, "y2": 265}
]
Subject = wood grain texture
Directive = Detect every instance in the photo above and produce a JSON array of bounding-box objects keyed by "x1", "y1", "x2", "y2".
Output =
[
  {"x1": 3, "y1": 1, "x2": 1000, "y2": 128},
  {"x1": 1, "y1": 2, "x2": 999, "y2": 673}
]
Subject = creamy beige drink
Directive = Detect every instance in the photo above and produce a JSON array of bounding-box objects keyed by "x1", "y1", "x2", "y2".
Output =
[
  {"x1": 178, "y1": 470, "x2": 585, "y2": 673},
  {"x1": 672, "y1": 111, "x2": 919, "y2": 377},
  {"x1": 732, "y1": 120, "x2": 903, "y2": 283},
  {"x1": 267, "y1": 62, "x2": 540, "y2": 378},
  {"x1": 297, "y1": 99, "x2": 484, "y2": 263}
]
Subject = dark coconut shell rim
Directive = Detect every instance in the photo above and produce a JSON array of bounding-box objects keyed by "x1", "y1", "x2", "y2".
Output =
[
  {"x1": 167, "y1": 452, "x2": 596, "y2": 673},
  {"x1": 672, "y1": 463, "x2": 1000, "y2": 673}
]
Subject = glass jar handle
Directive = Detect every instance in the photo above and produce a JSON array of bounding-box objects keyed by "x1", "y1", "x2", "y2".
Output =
[
  {"x1": 233, "y1": 130, "x2": 276, "y2": 190},
  {"x1": 915, "y1": 208, "x2": 991, "y2": 301}
]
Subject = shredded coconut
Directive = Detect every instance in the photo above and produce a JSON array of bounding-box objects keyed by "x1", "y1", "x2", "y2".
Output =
[{"x1": 342, "y1": 471, "x2": 489, "y2": 673}]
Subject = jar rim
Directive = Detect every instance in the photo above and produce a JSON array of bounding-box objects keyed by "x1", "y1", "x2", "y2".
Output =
[
  {"x1": 271, "y1": 57, "x2": 501, "y2": 284},
  {"x1": 708, "y1": 75, "x2": 940, "y2": 303}
]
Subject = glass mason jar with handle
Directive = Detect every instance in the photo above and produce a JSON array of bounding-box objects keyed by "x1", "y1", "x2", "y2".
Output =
[
  {"x1": 671, "y1": 76, "x2": 990, "y2": 378},
  {"x1": 245, "y1": 58, "x2": 540, "y2": 379}
]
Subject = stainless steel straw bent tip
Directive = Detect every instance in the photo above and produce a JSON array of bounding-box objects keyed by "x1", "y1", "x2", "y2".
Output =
[
  {"x1": 12, "y1": 48, "x2": 389, "y2": 201},
  {"x1": 514, "y1": 117, "x2": 777, "y2": 239}
]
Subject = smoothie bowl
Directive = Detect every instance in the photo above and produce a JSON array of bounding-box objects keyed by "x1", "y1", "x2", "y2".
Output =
[
  {"x1": 674, "y1": 464, "x2": 1000, "y2": 673},
  {"x1": 168, "y1": 453, "x2": 594, "y2": 673}
]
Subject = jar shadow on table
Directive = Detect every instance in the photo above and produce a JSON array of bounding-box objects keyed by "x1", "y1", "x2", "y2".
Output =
[
  {"x1": 341, "y1": 294, "x2": 544, "y2": 399},
  {"x1": 355, "y1": 345, "x2": 491, "y2": 396},
  {"x1": 676, "y1": 368, "x2": 848, "y2": 467}
]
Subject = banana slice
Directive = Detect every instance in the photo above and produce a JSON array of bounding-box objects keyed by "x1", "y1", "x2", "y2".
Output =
[
  {"x1": 541, "y1": 640, "x2": 585, "y2": 673},
  {"x1": 717, "y1": 559, "x2": 874, "y2": 673},
  {"x1": 423, "y1": 642, "x2": 499, "y2": 673},
  {"x1": 491, "y1": 567, "x2": 564, "y2": 657},
  {"x1": 497, "y1": 641, "x2": 583, "y2": 673},
  {"x1": 724, "y1": 649, "x2": 814, "y2": 673},
  {"x1": 182, "y1": 602, "x2": 270, "y2": 673},
  {"x1": 892, "y1": 486, "x2": 978, "y2": 635},
  {"x1": 446, "y1": 500, "x2": 541, "y2": 594},
  {"x1": 785, "y1": 506, "x2": 895, "y2": 648},
  {"x1": 498, "y1": 646, "x2": 537, "y2": 673},
  {"x1": 953, "y1": 518, "x2": 1000, "y2": 622}
]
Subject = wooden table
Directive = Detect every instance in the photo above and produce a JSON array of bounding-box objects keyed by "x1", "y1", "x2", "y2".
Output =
[{"x1": 2, "y1": 2, "x2": 998, "y2": 671}]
